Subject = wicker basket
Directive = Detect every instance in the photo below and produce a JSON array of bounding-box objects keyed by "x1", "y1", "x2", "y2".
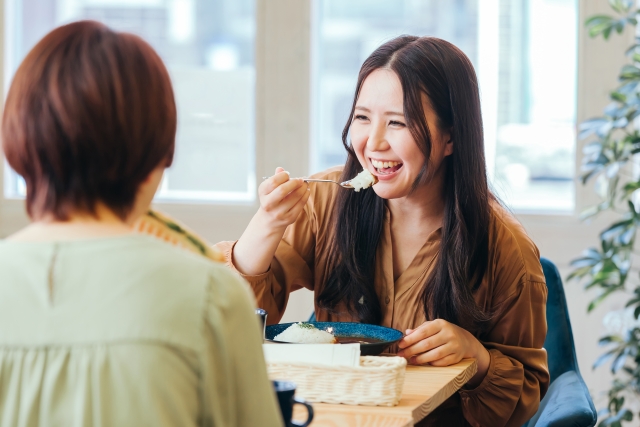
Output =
[{"x1": 267, "y1": 356, "x2": 407, "y2": 406}]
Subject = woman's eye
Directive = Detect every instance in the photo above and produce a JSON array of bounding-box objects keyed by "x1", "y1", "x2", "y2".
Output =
[
  {"x1": 389, "y1": 120, "x2": 406, "y2": 127},
  {"x1": 354, "y1": 115, "x2": 368, "y2": 121}
]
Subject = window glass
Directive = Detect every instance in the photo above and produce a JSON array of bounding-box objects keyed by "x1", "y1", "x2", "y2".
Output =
[
  {"x1": 312, "y1": 0, "x2": 576, "y2": 213},
  {"x1": 4, "y1": 0, "x2": 256, "y2": 202},
  {"x1": 492, "y1": 0, "x2": 576, "y2": 212},
  {"x1": 312, "y1": 0, "x2": 479, "y2": 170}
]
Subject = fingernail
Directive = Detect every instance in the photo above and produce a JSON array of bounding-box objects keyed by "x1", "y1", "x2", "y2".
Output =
[{"x1": 284, "y1": 171, "x2": 290, "y2": 175}]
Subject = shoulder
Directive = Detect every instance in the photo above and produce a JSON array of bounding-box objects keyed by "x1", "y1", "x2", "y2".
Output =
[
  {"x1": 302, "y1": 166, "x2": 346, "y2": 227},
  {"x1": 0, "y1": 236, "x2": 251, "y2": 348},
  {"x1": 121, "y1": 237, "x2": 257, "y2": 342},
  {"x1": 488, "y1": 201, "x2": 546, "y2": 287},
  {"x1": 308, "y1": 165, "x2": 345, "y2": 201},
  {"x1": 309, "y1": 165, "x2": 344, "y2": 180},
  {"x1": 140, "y1": 237, "x2": 252, "y2": 300},
  {"x1": 128, "y1": 235, "x2": 223, "y2": 275},
  {"x1": 85, "y1": 236, "x2": 252, "y2": 313},
  {"x1": 205, "y1": 261, "x2": 256, "y2": 310},
  {"x1": 119, "y1": 238, "x2": 258, "y2": 341}
]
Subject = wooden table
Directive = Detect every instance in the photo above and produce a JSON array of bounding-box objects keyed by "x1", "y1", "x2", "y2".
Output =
[{"x1": 293, "y1": 359, "x2": 477, "y2": 427}]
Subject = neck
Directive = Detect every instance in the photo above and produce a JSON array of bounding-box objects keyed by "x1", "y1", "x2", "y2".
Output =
[
  {"x1": 386, "y1": 170, "x2": 447, "y2": 227},
  {"x1": 7, "y1": 204, "x2": 136, "y2": 242}
]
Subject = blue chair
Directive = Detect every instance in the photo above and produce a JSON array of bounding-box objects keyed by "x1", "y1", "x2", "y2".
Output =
[{"x1": 524, "y1": 257, "x2": 597, "y2": 427}]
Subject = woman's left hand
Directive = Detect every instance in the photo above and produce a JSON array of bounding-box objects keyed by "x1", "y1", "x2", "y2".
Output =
[{"x1": 397, "y1": 319, "x2": 491, "y2": 387}]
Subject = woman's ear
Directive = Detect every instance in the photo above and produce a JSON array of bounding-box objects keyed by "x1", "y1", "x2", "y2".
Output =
[{"x1": 444, "y1": 138, "x2": 453, "y2": 156}]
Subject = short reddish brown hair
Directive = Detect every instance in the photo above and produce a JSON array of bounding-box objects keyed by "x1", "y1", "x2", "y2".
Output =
[{"x1": 2, "y1": 20, "x2": 176, "y2": 220}]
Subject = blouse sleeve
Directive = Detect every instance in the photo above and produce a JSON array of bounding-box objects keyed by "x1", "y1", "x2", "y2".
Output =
[
  {"x1": 201, "y1": 266, "x2": 283, "y2": 427},
  {"x1": 459, "y1": 277, "x2": 549, "y2": 427},
  {"x1": 214, "y1": 201, "x2": 317, "y2": 324}
]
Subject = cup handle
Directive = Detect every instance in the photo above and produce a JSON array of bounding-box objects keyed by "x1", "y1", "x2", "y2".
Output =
[{"x1": 291, "y1": 397, "x2": 314, "y2": 427}]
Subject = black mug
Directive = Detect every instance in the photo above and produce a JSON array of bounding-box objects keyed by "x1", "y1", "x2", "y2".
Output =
[{"x1": 272, "y1": 380, "x2": 314, "y2": 427}]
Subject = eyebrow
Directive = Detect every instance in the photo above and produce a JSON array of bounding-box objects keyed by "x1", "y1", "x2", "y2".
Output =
[{"x1": 354, "y1": 106, "x2": 404, "y2": 116}]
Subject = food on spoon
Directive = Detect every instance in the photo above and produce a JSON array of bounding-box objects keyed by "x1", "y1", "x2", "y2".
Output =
[
  {"x1": 349, "y1": 169, "x2": 378, "y2": 192},
  {"x1": 274, "y1": 322, "x2": 337, "y2": 344}
]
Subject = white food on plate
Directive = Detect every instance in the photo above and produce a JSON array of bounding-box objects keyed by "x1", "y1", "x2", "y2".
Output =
[
  {"x1": 349, "y1": 169, "x2": 378, "y2": 192},
  {"x1": 273, "y1": 322, "x2": 337, "y2": 344}
]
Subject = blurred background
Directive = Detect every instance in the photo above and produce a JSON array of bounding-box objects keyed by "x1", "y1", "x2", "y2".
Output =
[
  {"x1": 4, "y1": 0, "x2": 576, "y2": 211},
  {"x1": 0, "y1": 0, "x2": 629, "y2": 417}
]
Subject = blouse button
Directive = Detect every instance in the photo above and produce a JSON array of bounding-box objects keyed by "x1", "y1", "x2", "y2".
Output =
[{"x1": 385, "y1": 296, "x2": 390, "y2": 304}]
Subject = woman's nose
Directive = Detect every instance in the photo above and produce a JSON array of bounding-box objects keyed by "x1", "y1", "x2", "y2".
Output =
[{"x1": 366, "y1": 123, "x2": 389, "y2": 152}]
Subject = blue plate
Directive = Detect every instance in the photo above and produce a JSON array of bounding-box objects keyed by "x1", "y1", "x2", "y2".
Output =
[{"x1": 265, "y1": 322, "x2": 404, "y2": 356}]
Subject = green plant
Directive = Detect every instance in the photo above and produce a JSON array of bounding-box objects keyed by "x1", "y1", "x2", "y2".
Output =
[{"x1": 570, "y1": 1, "x2": 640, "y2": 425}]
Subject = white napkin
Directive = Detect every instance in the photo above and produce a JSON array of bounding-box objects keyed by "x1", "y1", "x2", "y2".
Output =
[{"x1": 263, "y1": 343, "x2": 361, "y2": 367}]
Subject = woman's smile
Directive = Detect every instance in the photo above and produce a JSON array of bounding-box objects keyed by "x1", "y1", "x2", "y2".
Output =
[{"x1": 370, "y1": 158, "x2": 403, "y2": 178}]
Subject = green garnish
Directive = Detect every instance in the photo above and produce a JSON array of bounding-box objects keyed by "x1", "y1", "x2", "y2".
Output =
[{"x1": 297, "y1": 322, "x2": 316, "y2": 329}]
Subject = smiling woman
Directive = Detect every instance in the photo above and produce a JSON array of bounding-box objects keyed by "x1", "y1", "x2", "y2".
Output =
[
  {"x1": 326, "y1": 38, "x2": 486, "y2": 332},
  {"x1": 349, "y1": 68, "x2": 453, "y2": 208},
  {"x1": 217, "y1": 35, "x2": 549, "y2": 427}
]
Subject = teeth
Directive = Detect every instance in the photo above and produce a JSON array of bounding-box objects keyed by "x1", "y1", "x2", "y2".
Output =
[{"x1": 371, "y1": 159, "x2": 400, "y2": 169}]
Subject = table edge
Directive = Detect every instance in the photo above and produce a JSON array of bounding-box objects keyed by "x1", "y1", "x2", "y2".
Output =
[{"x1": 411, "y1": 358, "x2": 478, "y2": 422}]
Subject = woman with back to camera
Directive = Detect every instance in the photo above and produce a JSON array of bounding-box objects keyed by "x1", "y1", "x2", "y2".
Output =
[
  {"x1": 217, "y1": 36, "x2": 549, "y2": 426},
  {"x1": 0, "y1": 21, "x2": 282, "y2": 427}
]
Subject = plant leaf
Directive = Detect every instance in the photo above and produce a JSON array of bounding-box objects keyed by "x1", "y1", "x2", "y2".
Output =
[
  {"x1": 609, "y1": 0, "x2": 634, "y2": 14},
  {"x1": 594, "y1": 351, "x2": 615, "y2": 369}
]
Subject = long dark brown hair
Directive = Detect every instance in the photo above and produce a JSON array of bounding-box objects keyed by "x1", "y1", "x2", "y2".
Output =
[{"x1": 317, "y1": 36, "x2": 491, "y2": 333}]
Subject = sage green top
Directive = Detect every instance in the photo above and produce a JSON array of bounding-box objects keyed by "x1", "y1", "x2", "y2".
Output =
[{"x1": 0, "y1": 235, "x2": 282, "y2": 427}]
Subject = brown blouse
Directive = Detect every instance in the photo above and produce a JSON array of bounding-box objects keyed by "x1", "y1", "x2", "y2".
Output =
[{"x1": 215, "y1": 167, "x2": 549, "y2": 427}]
